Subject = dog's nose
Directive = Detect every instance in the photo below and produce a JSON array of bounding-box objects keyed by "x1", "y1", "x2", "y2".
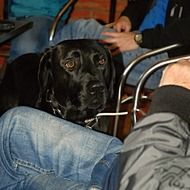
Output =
[{"x1": 88, "y1": 81, "x2": 105, "y2": 95}]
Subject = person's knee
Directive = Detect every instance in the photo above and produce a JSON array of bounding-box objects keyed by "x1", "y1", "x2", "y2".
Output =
[
  {"x1": 56, "y1": 18, "x2": 104, "y2": 42},
  {"x1": 70, "y1": 18, "x2": 101, "y2": 29},
  {"x1": 74, "y1": 18, "x2": 104, "y2": 37},
  {"x1": 1, "y1": 106, "x2": 24, "y2": 120},
  {"x1": 0, "y1": 106, "x2": 39, "y2": 126}
]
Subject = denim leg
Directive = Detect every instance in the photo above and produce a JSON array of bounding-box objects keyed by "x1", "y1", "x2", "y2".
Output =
[
  {"x1": 53, "y1": 19, "x2": 113, "y2": 44},
  {"x1": 0, "y1": 107, "x2": 123, "y2": 189},
  {"x1": 8, "y1": 16, "x2": 53, "y2": 62}
]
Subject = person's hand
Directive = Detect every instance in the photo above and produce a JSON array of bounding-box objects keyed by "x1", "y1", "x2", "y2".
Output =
[
  {"x1": 101, "y1": 31, "x2": 139, "y2": 55},
  {"x1": 159, "y1": 59, "x2": 190, "y2": 90},
  {"x1": 113, "y1": 16, "x2": 132, "y2": 32}
]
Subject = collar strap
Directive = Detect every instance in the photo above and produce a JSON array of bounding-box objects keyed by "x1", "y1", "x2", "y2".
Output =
[
  {"x1": 45, "y1": 89, "x2": 98, "y2": 129},
  {"x1": 46, "y1": 89, "x2": 65, "y2": 119}
]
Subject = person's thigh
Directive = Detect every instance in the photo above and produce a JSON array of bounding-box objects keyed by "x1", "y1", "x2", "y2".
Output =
[
  {"x1": 53, "y1": 18, "x2": 113, "y2": 44},
  {"x1": 0, "y1": 107, "x2": 122, "y2": 189},
  {"x1": 9, "y1": 16, "x2": 53, "y2": 62}
]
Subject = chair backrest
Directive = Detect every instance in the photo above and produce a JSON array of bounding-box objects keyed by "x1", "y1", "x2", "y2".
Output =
[
  {"x1": 49, "y1": 0, "x2": 76, "y2": 41},
  {"x1": 132, "y1": 54, "x2": 190, "y2": 126},
  {"x1": 113, "y1": 44, "x2": 184, "y2": 137}
]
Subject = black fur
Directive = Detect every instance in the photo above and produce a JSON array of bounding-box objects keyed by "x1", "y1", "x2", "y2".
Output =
[{"x1": 0, "y1": 39, "x2": 115, "y2": 125}]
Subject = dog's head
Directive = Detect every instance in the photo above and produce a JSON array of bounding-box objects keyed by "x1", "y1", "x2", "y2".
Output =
[{"x1": 37, "y1": 39, "x2": 115, "y2": 124}]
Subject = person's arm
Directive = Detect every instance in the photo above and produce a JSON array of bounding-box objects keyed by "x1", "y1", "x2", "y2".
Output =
[
  {"x1": 120, "y1": 0, "x2": 153, "y2": 30},
  {"x1": 102, "y1": 17, "x2": 190, "y2": 54},
  {"x1": 116, "y1": 59, "x2": 190, "y2": 189},
  {"x1": 118, "y1": 89, "x2": 190, "y2": 189},
  {"x1": 149, "y1": 59, "x2": 190, "y2": 121},
  {"x1": 141, "y1": 18, "x2": 190, "y2": 49}
]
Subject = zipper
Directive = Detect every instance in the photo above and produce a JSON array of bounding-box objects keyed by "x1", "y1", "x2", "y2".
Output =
[{"x1": 170, "y1": 2, "x2": 183, "y2": 18}]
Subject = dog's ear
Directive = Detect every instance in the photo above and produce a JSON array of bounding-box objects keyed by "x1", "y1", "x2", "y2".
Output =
[{"x1": 35, "y1": 47, "x2": 54, "y2": 107}]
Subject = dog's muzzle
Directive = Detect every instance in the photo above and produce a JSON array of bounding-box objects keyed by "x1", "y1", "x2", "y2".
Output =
[{"x1": 87, "y1": 80, "x2": 107, "y2": 109}]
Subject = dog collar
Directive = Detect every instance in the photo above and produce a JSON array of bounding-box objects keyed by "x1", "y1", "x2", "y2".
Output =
[
  {"x1": 46, "y1": 88, "x2": 98, "y2": 129},
  {"x1": 84, "y1": 118, "x2": 98, "y2": 129},
  {"x1": 46, "y1": 88, "x2": 66, "y2": 119}
]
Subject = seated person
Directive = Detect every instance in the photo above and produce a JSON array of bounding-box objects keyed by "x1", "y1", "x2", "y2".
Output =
[
  {"x1": 7, "y1": 0, "x2": 72, "y2": 62},
  {"x1": 51, "y1": 0, "x2": 190, "y2": 89},
  {"x1": 0, "y1": 58, "x2": 190, "y2": 189}
]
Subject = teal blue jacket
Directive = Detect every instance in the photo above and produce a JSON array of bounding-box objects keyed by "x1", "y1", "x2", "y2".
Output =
[{"x1": 8, "y1": 0, "x2": 71, "y2": 19}]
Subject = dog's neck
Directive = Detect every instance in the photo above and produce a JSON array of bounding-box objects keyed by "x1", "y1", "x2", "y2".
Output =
[
  {"x1": 45, "y1": 88, "x2": 98, "y2": 129},
  {"x1": 45, "y1": 88, "x2": 66, "y2": 119}
]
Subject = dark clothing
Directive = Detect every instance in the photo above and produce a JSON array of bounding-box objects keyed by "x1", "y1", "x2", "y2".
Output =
[
  {"x1": 116, "y1": 85, "x2": 190, "y2": 189},
  {"x1": 121, "y1": 0, "x2": 153, "y2": 31},
  {"x1": 121, "y1": 0, "x2": 190, "y2": 57},
  {"x1": 148, "y1": 85, "x2": 190, "y2": 124}
]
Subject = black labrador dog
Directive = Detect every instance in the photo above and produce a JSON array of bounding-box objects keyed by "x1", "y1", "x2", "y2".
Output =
[{"x1": 0, "y1": 39, "x2": 115, "y2": 126}]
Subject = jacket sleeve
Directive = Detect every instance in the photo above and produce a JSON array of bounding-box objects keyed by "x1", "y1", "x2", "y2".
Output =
[
  {"x1": 117, "y1": 85, "x2": 190, "y2": 189},
  {"x1": 120, "y1": 0, "x2": 153, "y2": 30},
  {"x1": 141, "y1": 18, "x2": 190, "y2": 48}
]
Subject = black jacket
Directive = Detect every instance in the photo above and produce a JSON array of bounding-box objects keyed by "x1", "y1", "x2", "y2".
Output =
[{"x1": 121, "y1": 0, "x2": 190, "y2": 57}]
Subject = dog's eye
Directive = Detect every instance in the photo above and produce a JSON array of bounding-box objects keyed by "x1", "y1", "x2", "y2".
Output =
[
  {"x1": 98, "y1": 58, "x2": 106, "y2": 65},
  {"x1": 64, "y1": 60, "x2": 76, "y2": 71},
  {"x1": 97, "y1": 55, "x2": 106, "y2": 65}
]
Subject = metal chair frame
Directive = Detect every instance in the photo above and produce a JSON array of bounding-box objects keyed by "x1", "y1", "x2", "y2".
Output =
[
  {"x1": 132, "y1": 54, "x2": 190, "y2": 125},
  {"x1": 49, "y1": 0, "x2": 76, "y2": 42},
  {"x1": 113, "y1": 43, "x2": 182, "y2": 136},
  {"x1": 47, "y1": 2, "x2": 188, "y2": 138}
]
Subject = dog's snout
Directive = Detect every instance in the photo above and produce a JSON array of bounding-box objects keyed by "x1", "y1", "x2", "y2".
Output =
[{"x1": 87, "y1": 81, "x2": 105, "y2": 95}]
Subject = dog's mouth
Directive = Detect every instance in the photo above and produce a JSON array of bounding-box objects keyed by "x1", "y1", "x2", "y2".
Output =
[
  {"x1": 87, "y1": 96, "x2": 106, "y2": 111},
  {"x1": 88, "y1": 99, "x2": 103, "y2": 109},
  {"x1": 86, "y1": 81, "x2": 107, "y2": 110}
]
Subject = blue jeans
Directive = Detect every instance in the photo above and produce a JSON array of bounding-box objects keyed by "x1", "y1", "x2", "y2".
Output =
[
  {"x1": 8, "y1": 16, "x2": 65, "y2": 62},
  {"x1": 0, "y1": 107, "x2": 123, "y2": 189}
]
